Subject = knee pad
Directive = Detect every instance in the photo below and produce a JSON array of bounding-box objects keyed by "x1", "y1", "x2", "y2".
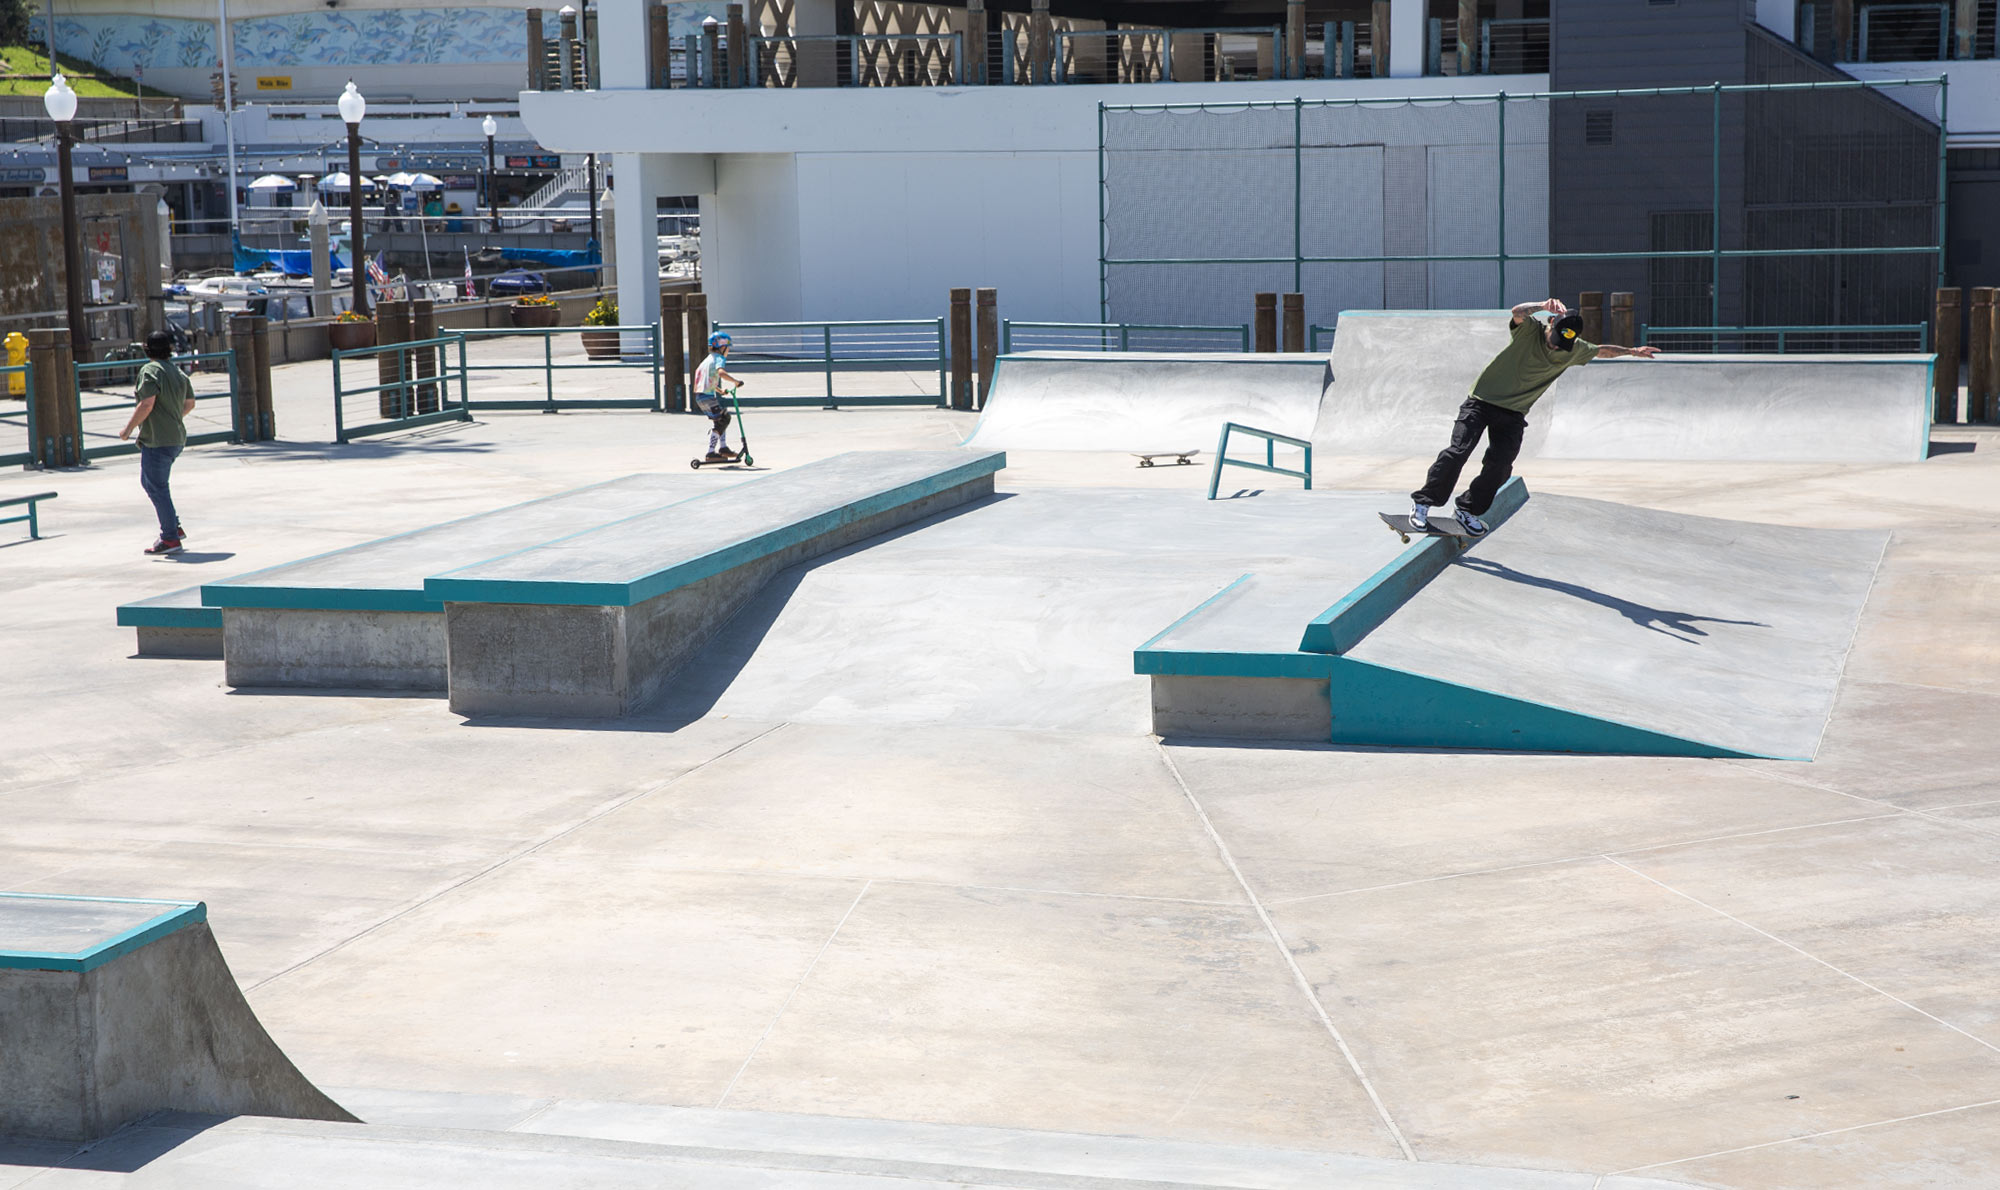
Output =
[{"x1": 712, "y1": 411, "x2": 731, "y2": 434}]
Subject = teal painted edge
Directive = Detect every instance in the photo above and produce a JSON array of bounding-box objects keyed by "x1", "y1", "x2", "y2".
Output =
[
  {"x1": 1299, "y1": 477, "x2": 1529, "y2": 655},
  {"x1": 426, "y1": 453, "x2": 1005, "y2": 608},
  {"x1": 200, "y1": 586, "x2": 443, "y2": 614},
  {"x1": 0, "y1": 894, "x2": 206, "y2": 973},
  {"x1": 1134, "y1": 648, "x2": 1336, "y2": 680},
  {"x1": 197, "y1": 472, "x2": 674, "y2": 612},
  {"x1": 115, "y1": 586, "x2": 222, "y2": 629},
  {"x1": 1325, "y1": 655, "x2": 1772, "y2": 759},
  {"x1": 1134, "y1": 573, "x2": 1253, "y2": 652}
]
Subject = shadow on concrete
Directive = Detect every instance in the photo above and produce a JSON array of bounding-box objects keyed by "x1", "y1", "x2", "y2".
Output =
[
  {"x1": 0, "y1": 1112, "x2": 223, "y2": 1175},
  {"x1": 213, "y1": 434, "x2": 496, "y2": 462},
  {"x1": 155, "y1": 551, "x2": 237, "y2": 565},
  {"x1": 1457, "y1": 556, "x2": 1768, "y2": 645},
  {"x1": 1929, "y1": 440, "x2": 1978, "y2": 457},
  {"x1": 1217, "y1": 488, "x2": 1265, "y2": 500},
  {"x1": 459, "y1": 492, "x2": 1017, "y2": 735},
  {"x1": 0, "y1": 533, "x2": 64, "y2": 550}
]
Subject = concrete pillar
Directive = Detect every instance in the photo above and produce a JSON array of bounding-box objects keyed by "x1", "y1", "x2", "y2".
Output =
[
  {"x1": 1370, "y1": 2, "x2": 1391, "y2": 78},
  {"x1": 1955, "y1": 0, "x2": 1977, "y2": 59},
  {"x1": 1458, "y1": 0, "x2": 1479, "y2": 73},
  {"x1": 976, "y1": 287, "x2": 998, "y2": 408},
  {"x1": 949, "y1": 288, "x2": 973, "y2": 410},
  {"x1": 1389, "y1": 0, "x2": 1425, "y2": 79},
  {"x1": 27, "y1": 328, "x2": 67, "y2": 467},
  {"x1": 250, "y1": 315, "x2": 274, "y2": 439},
  {"x1": 559, "y1": 7, "x2": 580, "y2": 90},
  {"x1": 684, "y1": 291, "x2": 708, "y2": 396},
  {"x1": 612, "y1": 152, "x2": 661, "y2": 360},
  {"x1": 228, "y1": 314, "x2": 259, "y2": 442},
  {"x1": 794, "y1": 0, "x2": 839, "y2": 86},
  {"x1": 967, "y1": 0, "x2": 989, "y2": 83},
  {"x1": 661, "y1": 290, "x2": 686, "y2": 411},
  {"x1": 1286, "y1": 0, "x2": 1305, "y2": 78},
  {"x1": 1254, "y1": 292, "x2": 1277, "y2": 353},
  {"x1": 1578, "y1": 291, "x2": 1604, "y2": 344},
  {"x1": 601, "y1": 184, "x2": 616, "y2": 291},
  {"x1": 1281, "y1": 292, "x2": 1304, "y2": 353},
  {"x1": 527, "y1": 9, "x2": 546, "y2": 90},
  {"x1": 1029, "y1": 0, "x2": 1052, "y2": 83},
  {"x1": 308, "y1": 201, "x2": 332, "y2": 319},
  {"x1": 1170, "y1": 32, "x2": 1204, "y2": 81},
  {"x1": 649, "y1": 2, "x2": 673, "y2": 87},
  {"x1": 1970, "y1": 288, "x2": 1994, "y2": 421},
  {"x1": 1934, "y1": 287, "x2": 1960, "y2": 423},
  {"x1": 1608, "y1": 291, "x2": 1635, "y2": 349},
  {"x1": 726, "y1": 3, "x2": 748, "y2": 87}
]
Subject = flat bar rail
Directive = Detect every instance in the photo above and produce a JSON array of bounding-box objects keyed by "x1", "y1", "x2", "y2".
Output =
[
  {"x1": 454, "y1": 325, "x2": 664, "y2": 412},
  {"x1": 73, "y1": 350, "x2": 240, "y2": 462},
  {"x1": 1208, "y1": 421, "x2": 1313, "y2": 500},
  {"x1": 331, "y1": 335, "x2": 473, "y2": 443},
  {"x1": 711, "y1": 319, "x2": 947, "y2": 408},
  {"x1": 1002, "y1": 321, "x2": 1252, "y2": 352},
  {"x1": 0, "y1": 362, "x2": 36, "y2": 468},
  {"x1": 1641, "y1": 323, "x2": 1930, "y2": 353},
  {"x1": 0, "y1": 491, "x2": 55, "y2": 539}
]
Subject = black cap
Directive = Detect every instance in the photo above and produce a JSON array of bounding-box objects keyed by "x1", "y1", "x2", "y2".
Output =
[{"x1": 1551, "y1": 313, "x2": 1584, "y2": 351}]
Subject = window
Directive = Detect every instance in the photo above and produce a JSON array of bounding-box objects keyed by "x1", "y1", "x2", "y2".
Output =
[{"x1": 1585, "y1": 110, "x2": 1614, "y2": 147}]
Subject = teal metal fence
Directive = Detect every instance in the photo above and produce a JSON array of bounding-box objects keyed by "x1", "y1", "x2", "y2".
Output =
[
  {"x1": 73, "y1": 350, "x2": 240, "y2": 462},
  {"x1": 0, "y1": 362, "x2": 35, "y2": 468},
  {"x1": 1208, "y1": 422, "x2": 1312, "y2": 500},
  {"x1": 455, "y1": 325, "x2": 664, "y2": 412},
  {"x1": 1309, "y1": 324, "x2": 1336, "y2": 353},
  {"x1": 710, "y1": 319, "x2": 947, "y2": 408},
  {"x1": 331, "y1": 335, "x2": 473, "y2": 443},
  {"x1": 1640, "y1": 323, "x2": 1930, "y2": 353},
  {"x1": 1002, "y1": 320, "x2": 1252, "y2": 353}
]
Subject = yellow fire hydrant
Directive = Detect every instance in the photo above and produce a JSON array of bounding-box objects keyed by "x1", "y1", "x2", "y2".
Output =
[{"x1": 4, "y1": 332, "x2": 25, "y2": 397}]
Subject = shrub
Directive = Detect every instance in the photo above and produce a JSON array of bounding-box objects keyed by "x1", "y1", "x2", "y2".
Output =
[{"x1": 583, "y1": 295, "x2": 618, "y2": 326}]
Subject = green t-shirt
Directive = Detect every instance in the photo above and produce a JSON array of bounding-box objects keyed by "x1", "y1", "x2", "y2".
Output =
[
  {"x1": 134, "y1": 359, "x2": 192, "y2": 448},
  {"x1": 1470, "y1": 316, "x2": 1598, "y2": 414}
]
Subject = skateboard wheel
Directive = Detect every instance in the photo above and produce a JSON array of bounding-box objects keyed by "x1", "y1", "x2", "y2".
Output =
[{"x1": 689, "y1": 459, "x2": 701, "y2": 469}]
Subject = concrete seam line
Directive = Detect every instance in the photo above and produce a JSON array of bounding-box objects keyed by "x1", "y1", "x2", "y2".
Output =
[
  {"x1": 1806, "y1": 530, "x2": 1893, "y2": 761},
  {"x1": 1601, "y1": 855, "x2": 2000, "y2": 1060},
  {"x1": 1153, "y1": 744, "x2": 1416, "y2": 1162},
  {"x1": 1711, "y1": 761, "x2": 2000, "y2": 843},
  {"x1": 714, "y1": 880, "x2": 873, "y2": 1111},
  {"x1": 246, "y1": 721, "x2": 792, "y2": 994},
  {"x1": 1609, "y1": 1094, "x2": 2000, "y2": 1176},
  {"x1": 874, "y1": 877, "x2": 1239, "y2": 908}
]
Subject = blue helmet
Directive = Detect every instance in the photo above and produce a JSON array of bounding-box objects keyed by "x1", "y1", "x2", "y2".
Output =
[{"x1": 708, "y1": 332, "x2": 731, "y2": 350}]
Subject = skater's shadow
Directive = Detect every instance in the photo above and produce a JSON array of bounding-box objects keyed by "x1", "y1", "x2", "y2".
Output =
[
  {"x1": 158, "y1": 551, "x2": 236, "y2": 564},
  {"x1": 1457, "y1": 557, "x2": 1767, "y2": 645}
]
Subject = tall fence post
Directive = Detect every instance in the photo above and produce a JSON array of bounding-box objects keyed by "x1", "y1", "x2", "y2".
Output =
[
  {"x1": 649, "y1": 1, "x2": 672, "y2": 86},
  {"x1": 1457, "y1": 0, "x2": 1477, "y2": 73},
  {"x1": 1030, "y1": 0, "x2": 1051, "y2": 83},
  {"x1": 1608, "y1": 291, "x2": 1635, "y2": 350},
  {"x1": 1970, "y1": 288, "x2": 1994, "y2": 422},
  {"x1": 975, "y1": 287, "x2": 998, "y2": 408},
  {"x1": 527, "y1": 8, "x2": 546, "y2": 90},
  {"x1": 661, "y1": 290, "x2": 686, "y2": 411},
  {"x1": 685, "y1": 291, "x2": 709, "y2": 397},
  {"x1": 377, "y1": 300, "x2": 411, "y2": 418},
  {"x1": 1254, "y1": 292, "x2": 1277, "y2": 353},
  {"x1": 726, "y1": 3, "x2": 747, "y2": 87},
  {"x1": 1989, "y1": 291, "x2": 2000, "y2": 422},
  {"x1": 1281, "y1": 292, "x2": 1305, "y2": 353},
  {"x1": 1578, "y1": 291, "x2": 1605, "y2": 344},
  {"x1": 949, "y1": 287, "x2": 974, "y2": 410},
  {"x1": 968, "y1": 0, "x2": 989, "y2": 84},
  {"x1": 51, "y1": 329, "x2": 79, "y2": 466},
  {"x1": 1285, "y1": 0, "x2": 1305, "y2": 77},
  {"x1": 229, "y1": 314, "x2": 260, "y2": 442},
  {"x1": 1934, "y1": 286, "x2": 1960, "y2": 423},
  {"x1": 411, "y1": 299, "x2": 440, "y2": 414},
  {"x1": 27, "y1": 329, "x2": 66, "y2": 467}
]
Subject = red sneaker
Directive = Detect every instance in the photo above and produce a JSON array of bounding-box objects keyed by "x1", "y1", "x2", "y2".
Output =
[{"x1": 144, "y1": 537, "x2": 183, "y2": 555}]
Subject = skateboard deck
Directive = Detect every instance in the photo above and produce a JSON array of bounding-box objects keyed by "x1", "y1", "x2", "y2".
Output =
[
  {"x1": 1379, "y1": 512, "x2": 1476, "y2": 548},
  {"x1": 1132, "y1": 450, "x2": 1200, "y2": 467}
]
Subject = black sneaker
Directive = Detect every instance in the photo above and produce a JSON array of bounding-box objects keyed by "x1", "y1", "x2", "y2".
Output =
[
  {"x1": 1454, "y1": 509, "x2": 1490, "y2": 538},
  {"x1": 145, "y1": 536, "x2": 184, "y2": 555}
]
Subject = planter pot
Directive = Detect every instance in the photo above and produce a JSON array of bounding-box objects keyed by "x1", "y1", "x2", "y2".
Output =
[
  {"x1": 580, "y1": 329, "x2": 622, "y2": 360},
  {"x1": 509, "y1": 304, "x2": 562, "y2": 328},
  {"x1": 327, "y1": 321, "x2": 377, "y2": 352}
]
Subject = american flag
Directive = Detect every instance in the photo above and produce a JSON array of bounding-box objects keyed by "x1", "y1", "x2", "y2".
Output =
[
  {"x1": 462, "y1": 247, "x2": 476, "y2": 298},
  {"x1": 365, "y1": 252, "x2": 391, "y2": 295}
]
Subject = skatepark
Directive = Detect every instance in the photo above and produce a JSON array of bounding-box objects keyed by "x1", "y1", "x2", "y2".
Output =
[{"x1": 6, "y1": 319, "x2": 2000, "y2": 1189}]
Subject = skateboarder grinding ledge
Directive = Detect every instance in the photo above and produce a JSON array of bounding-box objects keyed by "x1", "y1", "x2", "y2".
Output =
[{"x1": 1411, "y1": 299, "x2": 1658, "y2": 537}]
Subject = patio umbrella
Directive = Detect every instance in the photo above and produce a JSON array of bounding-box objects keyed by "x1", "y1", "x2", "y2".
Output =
[
  {"x1": 402, "y1": 172, "x2": 444, "y2": 190},
  {"x1": 247, "y1": 174, "x2": 297, "y2": 191},
  {"x1": 317, "y1": 172, "x2": 376, "y2": 192}
]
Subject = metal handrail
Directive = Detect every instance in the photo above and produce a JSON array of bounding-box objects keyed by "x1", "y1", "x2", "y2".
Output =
[
  {"x1": 1640, "y1": 322, "x2": 1930, "y2": 352},
  {"x1": 455, "y1": 324, "x2": 664, "y2": 412},
  {"x1": 0, "y1": 361, "x2": 37, "y2": 469},
  {"x1": 711, "y1": 318, "x2": 947, "y2": 408},
  {"x1": 1002, "y1": 320, "x2": 1252, "y2": 352},
  {"x1": 330, "y1": 334, "x2": 473, "y2": 443},
  {"x1": 1858, "y1": 2, "x2": 1949, "y2": 62},
  {"x1": 1208, "y1": 422, "x2": 1312, "y2": 500},
  {"x1": 1054, "y1": 26, "x2": 1284, "y2": 84},
  {"x1": 72, "y1": 350, "x2": 242, "y2": 460}
]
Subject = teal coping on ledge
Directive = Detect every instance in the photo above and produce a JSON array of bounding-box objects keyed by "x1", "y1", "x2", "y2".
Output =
[
  {"x1": 423, "y1": 452, "x2": 1004, "y2": 608},
  {"x1": 0, "y1": 893, "x2": 206, "y2": 973},
  {"x1": 115, "y1": 588, "x2": 223, "y2": 629},
  {"x1": 1298, "y1": 476, "x2": 1529, "y2": 655}
]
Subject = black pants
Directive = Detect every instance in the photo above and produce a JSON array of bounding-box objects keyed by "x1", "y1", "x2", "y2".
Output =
[{"x1": 1411, "y1": 397, "x2": 1526, "y2": 517}]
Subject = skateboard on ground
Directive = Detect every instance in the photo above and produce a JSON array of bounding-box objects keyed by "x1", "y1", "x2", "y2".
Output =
[
  {"x1": 1379, "y1": 512, "x2": 1476, "y2": 550},
  {"x1": 1132, "y1": 450, "x2": 1200, "y2": 467}
]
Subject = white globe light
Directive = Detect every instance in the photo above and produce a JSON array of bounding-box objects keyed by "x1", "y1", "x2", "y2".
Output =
[
  {"x1": 336, "y1": 80, "x2": 366, "y2": 126},
  {"x1": 43, "y1": 75, "x2": 78, "y2": 124},
  {"x1": 481, "y1": 115, "x2": 498, "y2": 138}
]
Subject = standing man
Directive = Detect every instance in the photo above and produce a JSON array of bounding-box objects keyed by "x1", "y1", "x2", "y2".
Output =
[
  {"x1": 118, "y1": 331, "x2": 196, "y2": 555},
  {"x1": 1412, "y1": 298, "x2": 1659, "y2": 536}
]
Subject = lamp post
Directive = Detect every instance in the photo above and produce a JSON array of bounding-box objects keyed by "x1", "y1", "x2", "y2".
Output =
[
  {"x1": 337, "y1": 80, "x2": 369, "y2": 316},
  {"x1": 482, "y1": 114, "x2": 500, "y2": 234},
  {"x1": 43, "y1": 74, "x2": 89, "y2": 364}
]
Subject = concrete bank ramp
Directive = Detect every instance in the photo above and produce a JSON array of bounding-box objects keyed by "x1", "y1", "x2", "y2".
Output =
[
  {"x1": 964, "y1": 351, "x2": 1329, "y2": 453},
  {"x1": 0, "y1": 894, "x2": 353, "y2": 1141},
  {"x1": 1344, "y1": 494, "x2": 1888, "y2": 759},
  {"x1": 1314, "y1": 310, "x2": 1932, "y2": 466}
]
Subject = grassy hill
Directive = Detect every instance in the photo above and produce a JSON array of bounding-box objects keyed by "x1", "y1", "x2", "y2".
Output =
[{"x1": 0, "y1": 43, "x2": 166, "y2": 98}]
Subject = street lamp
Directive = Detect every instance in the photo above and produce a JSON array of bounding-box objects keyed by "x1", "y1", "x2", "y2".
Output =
[
  {"x1": 481, "y1": 114, "x2": 500, "y2": 234},
  {"x1": 43, "y1": 74, "x2": 89, "y2": 363},
  {"x1": 337, "y1": 80, "x2": 369, "y2": 316}
]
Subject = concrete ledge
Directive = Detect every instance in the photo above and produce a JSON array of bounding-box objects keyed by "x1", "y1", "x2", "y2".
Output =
[
  {"x1": 1152, "y1": 674, "x2": 1331, "y2": 741},
  {"x1": 117, "y1": 586, "x2": 224, "y2": 657},
  {"x1": 223, "y1": 608, "x2": 448, "y2": 691},
  {"x1": 446, "y1": 467, "x2": 997, "y2": 717}
]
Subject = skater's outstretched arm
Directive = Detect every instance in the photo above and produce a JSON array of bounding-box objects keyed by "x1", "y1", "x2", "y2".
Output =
[{"x1": 1593, "y1": 343, "x2": 1660, "y2": 359}]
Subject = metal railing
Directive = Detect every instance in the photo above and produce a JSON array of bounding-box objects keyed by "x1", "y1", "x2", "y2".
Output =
[
  {"x1": 1480, "y1": 18, "x2": 1551, "y2": 75},
  {"x1": 454, "y1": 325, "x2": 663, "y2": 412},
  {"x1": 739, "y1": 33, "x2": 964, "y2": 88},
  {"x1": 1309, "y1": 324, "x2": 1336, "y2": 353},
  {"x1": 331, "y1": 335, "x2": 473, "y2": 443},
  {"x1": 0, "y1": 362, "x2": 36, "y2": 469},
  {"x1": 73, "y1": 350, "x2": 240, "y2": 462},
  {"x1": 1208, "y1": 422, "x2": 1312, "y2": 500},
  {"x1": 711, "y1": 319, "x2": 947, "y2": 408},
  {"x1": 1002, "y1": 321, "x2": 1252, "y2": 352},
  {"x1": 1053, "y1": 27, "x2": 1284, "y2": 84},
  {"x1": 1640, "y1": 323, "x2": 1931, "y2": 353},
  {"x1": 1858, "y1": 3, "x2": 1951, "y2": 61}
]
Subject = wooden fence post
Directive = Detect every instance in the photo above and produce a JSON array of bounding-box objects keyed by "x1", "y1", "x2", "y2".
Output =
[
  {"x1": 949, "y1": 287, "x2": 973, "y2": 410},
  {"x1": 27, "y1": 329, "x2": 66, "y2": 467},
  {"x1": 685, "y1": 291, "x2": 709, "y2": 395},
  {"x1": 250, "y1": 315, "x2": 275, "y2": 438},
  {"x1": 1281, "y1": 292, "x2": 1305, "y2": 352},
  {"x1": 1608, "y1": 291, "x2": 1635, "y2": 349},
  {"x1": 1254, "y1": 292, "x2": 1277, "y2": 353},
  {"x1": 229, "y1": 314, "x2": 260, "y2": 441},
  {"x1": 1934, "y1": 287, "x2": 1960, "y2": 424},
  {"x1": 1578, "y1": 291, "x2": 1604, "y2": 344},
  {"x1": 976, "y1": 287, "x2": 998, "y2": 408},
  {"x1": 410, "y1": 299, "x2": 439, "y2": 414},
  {"x1": 660, "y1": 290, "x2": 686, "y2": 411},
  {"x1": 1969, "y1": 288, "x2": 1994, "y2": 422},
  {"x1": 376, "y1": 300, "x2": 411, "y2": 418}
]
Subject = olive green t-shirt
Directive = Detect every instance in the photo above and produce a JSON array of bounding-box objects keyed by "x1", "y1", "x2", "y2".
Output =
[
  {"x1": 1470, "y1": 316, "x2": 1598, "y2": 414},
  {"x1": 134, "y1": 359, "x2": 192, "y2": 448}
]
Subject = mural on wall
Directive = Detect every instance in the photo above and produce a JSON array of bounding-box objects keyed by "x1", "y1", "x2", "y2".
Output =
[
  {"x1": 53, "y1": 8, "x2": 528, "y2": 77},
  {"x1": 664, "y1": 2, "x2": 731, "y2": 41}
]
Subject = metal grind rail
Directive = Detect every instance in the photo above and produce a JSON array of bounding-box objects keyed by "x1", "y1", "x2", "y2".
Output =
[{"x1": 1208, "y1": 421, "x2": 1313, "y2": 500}]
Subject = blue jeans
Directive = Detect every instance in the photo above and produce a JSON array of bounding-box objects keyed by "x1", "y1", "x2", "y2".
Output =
[{"x1": 139, "y1": 444, "x2": 183, "y2": 538}]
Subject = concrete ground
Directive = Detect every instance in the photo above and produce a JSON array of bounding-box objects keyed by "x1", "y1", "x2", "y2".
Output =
[{"x1": 5, "y1": 340, "x2": 2000, "y2": 1188}]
